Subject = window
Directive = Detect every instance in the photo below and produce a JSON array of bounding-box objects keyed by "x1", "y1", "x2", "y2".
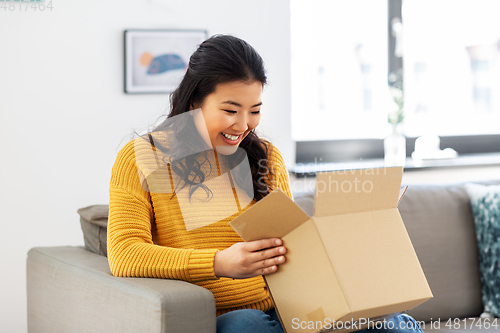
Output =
[
  {"x1": 291, "y1": 0, "x2": 500, "y2": 165},
  {"x1": 403, "y1": 0, "x2": 500, "y2": 137},
  {"x1": 291, "y1": 0, "x2": 389, "y2": 141}
]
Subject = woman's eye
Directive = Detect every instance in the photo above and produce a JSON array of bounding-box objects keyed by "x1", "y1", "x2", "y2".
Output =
[{"x1": 223, "y1": 110, "x2": 260, "y2": 114}]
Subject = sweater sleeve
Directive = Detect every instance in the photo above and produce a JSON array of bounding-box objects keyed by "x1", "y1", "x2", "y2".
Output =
[{"x1": 107, "y1": 139, "x2": 219, "y2": 282}]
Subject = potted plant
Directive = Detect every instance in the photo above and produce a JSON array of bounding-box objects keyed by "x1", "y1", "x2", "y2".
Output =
[{"x1": 384, "y1": 70, "x2": 406, "y2": 166}]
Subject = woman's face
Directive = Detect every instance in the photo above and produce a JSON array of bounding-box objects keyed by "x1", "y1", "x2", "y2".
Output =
[{"x1": 193, "y1": 80, "x2": 263, "y2": 155}]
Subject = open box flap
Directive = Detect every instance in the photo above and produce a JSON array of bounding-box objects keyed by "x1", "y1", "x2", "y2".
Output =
[
  {"x1": 229, "y1": 188, "x2": 311, "y2": 242},
  {"x1": 398, "y1": 185, "x2": 408, "y2": 205},
  {"x1": 314, "y1": 166, "x2": 404, "y2": 218}
]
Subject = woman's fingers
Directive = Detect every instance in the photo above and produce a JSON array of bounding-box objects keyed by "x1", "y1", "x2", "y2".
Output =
[
  {"x1": 214, "y1": 238, "x2": 287, "y2": 279},
  {"x1": 245, "y1": 238, "x2": 282, "y2": 252},
  {"x1": 253, "y1": 254, "x2": 286, "y2": 274},
  {"x1": 246, "y1": 239, "x2": 287, "y2": 275},
  {"x1": 257, "y1": 264, "x2": 279, "y2": 275},
  {"x1": 251, "y1": 245, "x2": 286, "y2": 263}
]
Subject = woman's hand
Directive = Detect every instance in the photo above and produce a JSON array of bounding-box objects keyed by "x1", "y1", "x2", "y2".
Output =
[{"x1": 213, "y1": 238, "x2": 287, "y2": 279}]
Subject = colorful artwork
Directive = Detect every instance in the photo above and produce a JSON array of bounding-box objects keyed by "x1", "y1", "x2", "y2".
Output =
[
  {"x1": 140, "y1": 52, "x2": 187, "y2": 75},
  {"x1": 124, "y1": 30, "x2": 207, "y2": 94}
]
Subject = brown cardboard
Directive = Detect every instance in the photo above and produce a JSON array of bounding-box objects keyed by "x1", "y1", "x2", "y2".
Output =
[{"x1": 230, "y1": 166, "x2": 432, "y2": 333}]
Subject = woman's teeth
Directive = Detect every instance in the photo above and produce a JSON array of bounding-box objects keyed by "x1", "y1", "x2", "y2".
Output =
[{"x1": 222, "y1": 132, "x2": 240, "y2": 141}]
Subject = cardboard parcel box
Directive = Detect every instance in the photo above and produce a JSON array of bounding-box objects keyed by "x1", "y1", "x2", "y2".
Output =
[{"x1": 229, "y1": 166, "x2": 433, "y2": 333}]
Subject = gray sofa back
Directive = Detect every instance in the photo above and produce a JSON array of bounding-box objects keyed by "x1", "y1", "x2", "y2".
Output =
[{"x1": 293, "y1": 179, "x2": 500, "y2": 323}]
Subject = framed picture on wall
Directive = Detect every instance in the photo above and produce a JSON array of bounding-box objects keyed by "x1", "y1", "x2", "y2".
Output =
[{"x1": 124, "y1": 29, "x2": 207, "y2": 94}]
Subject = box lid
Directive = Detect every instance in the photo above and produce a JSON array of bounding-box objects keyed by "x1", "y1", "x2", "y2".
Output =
[{"x1": 313, "y1": 166, "x2": 404, "y2": 218}]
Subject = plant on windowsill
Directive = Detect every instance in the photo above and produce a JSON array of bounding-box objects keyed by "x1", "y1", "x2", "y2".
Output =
[{"x1": 384, "y1": 70, "x2": 406, "y2": 166}]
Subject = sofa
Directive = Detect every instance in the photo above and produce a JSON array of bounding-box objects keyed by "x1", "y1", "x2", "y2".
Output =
[{"x1": 26, "y1": 179, "x2": 500, "y2": 332}]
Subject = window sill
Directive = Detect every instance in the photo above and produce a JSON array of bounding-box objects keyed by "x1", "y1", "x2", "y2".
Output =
[{"x1": 290, "y1": 152, "x2": 500, "y2": 177}]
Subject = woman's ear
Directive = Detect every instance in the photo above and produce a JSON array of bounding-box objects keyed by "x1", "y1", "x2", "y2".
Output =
[{"x1": 190, "y1": 101, "x2": 200, "y2": 110}]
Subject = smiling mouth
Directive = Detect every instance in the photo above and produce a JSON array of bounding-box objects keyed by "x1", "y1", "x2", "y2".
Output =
[
  {"x1": 220, "y1": 132, "x2": 243, "y2": 144},
  {"x1": 221, "y1": 132, "x2": 242, "y2": 140}
]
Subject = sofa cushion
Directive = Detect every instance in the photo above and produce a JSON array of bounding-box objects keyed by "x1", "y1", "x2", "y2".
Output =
[
  {"x1": 398, "y1": 182, "x2": 484, "y2": 322},
  {"x1": 465, "y1": 183, "x2": 500, "y2": 317},
  {"x1": 77, "y1": 205, "x2": 109, "y2": 256},
  {"x1": 293, "y1": 191, "x2": 315, "y2": 217}
]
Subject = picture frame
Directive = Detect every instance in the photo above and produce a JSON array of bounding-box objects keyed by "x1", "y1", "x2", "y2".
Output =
[{"x1": 124, "y1": 29, "x2": 208, "y2": 94}]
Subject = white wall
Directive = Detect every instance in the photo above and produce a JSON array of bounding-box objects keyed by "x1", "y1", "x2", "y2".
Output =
[{"x1": 0, "y1": 1, "x2": 292, "y2": 331}]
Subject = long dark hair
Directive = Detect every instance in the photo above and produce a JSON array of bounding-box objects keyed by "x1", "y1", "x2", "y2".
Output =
[{"x1": 147, "y1": 34, "x2": 271, "y2": 203}]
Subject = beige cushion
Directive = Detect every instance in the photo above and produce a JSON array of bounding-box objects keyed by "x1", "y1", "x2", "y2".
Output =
[{"x1": 77, "y1": 204, "x2": 109, "y2": 256}]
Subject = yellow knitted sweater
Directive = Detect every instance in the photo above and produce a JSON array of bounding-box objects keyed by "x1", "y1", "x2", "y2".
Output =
[{"x1": 107, "y1": 131, "x2": 292, "y2": 316}]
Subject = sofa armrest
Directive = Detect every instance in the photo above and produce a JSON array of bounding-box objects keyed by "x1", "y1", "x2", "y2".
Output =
[{"x1": 27, "y1": 246, "x2": 216, "y2": 333}]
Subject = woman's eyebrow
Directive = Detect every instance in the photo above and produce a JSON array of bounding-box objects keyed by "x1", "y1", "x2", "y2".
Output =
[{"x1": 221, "y1": 100, "x2": 263, "y2": 108}]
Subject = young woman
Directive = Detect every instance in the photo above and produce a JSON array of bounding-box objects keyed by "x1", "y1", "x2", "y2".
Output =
[{"x1": 107, "y1": 34, "x2": 424, "y2": 333}]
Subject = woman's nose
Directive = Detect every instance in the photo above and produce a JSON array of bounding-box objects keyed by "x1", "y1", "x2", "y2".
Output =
[{"x1": 232, "y1": 113, "x2": 249, "y2": 132}]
